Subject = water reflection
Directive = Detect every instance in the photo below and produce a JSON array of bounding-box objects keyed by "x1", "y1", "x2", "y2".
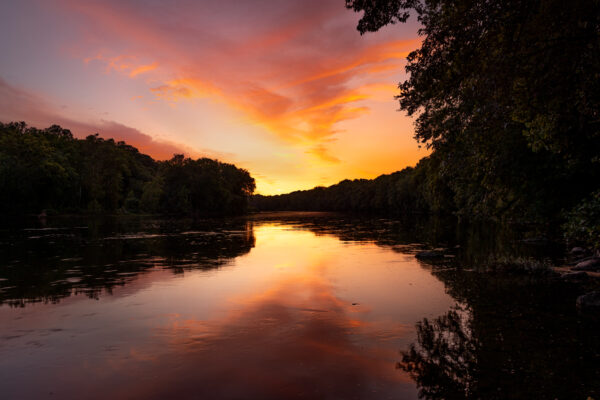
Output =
[
  {"x1": 400, "y1": 269, "x2": 600, "y2": 399},
  {"x1": 0, "y1": 215, "x2": 455, "y2": 399},
  {"x1": 0, "y1": 213, "x2": 564, "y2": 308},
  {"x1": 0, "y1": 213, "x2": 597, "y2": 399},
  {"x1": 0, "y1": 217, "x2": 255, "y2": 306},
  {"x1": 94, "y1": 275, "x2": 413, "y2": 399},
  {"x1": 399, "y1": 305, "x2": 476, "y2": 399}
]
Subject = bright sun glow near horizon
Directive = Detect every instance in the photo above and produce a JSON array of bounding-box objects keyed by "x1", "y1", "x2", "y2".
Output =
[{"x1": 0, "y1": 0, "x2": 427, "y2": 194}]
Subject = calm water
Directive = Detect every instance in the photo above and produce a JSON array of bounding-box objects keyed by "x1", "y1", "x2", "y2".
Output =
[{"x1": 0, "y1": 213, "x2": 598, "y2": 399}]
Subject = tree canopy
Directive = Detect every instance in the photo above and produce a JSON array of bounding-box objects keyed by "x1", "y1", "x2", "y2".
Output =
[
  {"x1": 252, "y1": 155, "x2": 452, "y2": 215},
  {"x1": 347, "y1": 0, "x2": 599, "y2": 221},
  {"x1": 0, "y1": 122, "x2": 255, "y2": 216},
  {"x1": 255, "y1": 0, "x2": 600, "y2": 246}
]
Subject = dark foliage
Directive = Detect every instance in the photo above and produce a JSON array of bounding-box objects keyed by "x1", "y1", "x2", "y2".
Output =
[
  {"x1": 563, "y1": 189, "x2": 600, "y2": 249},
  {"x1": 252, "y1": 155, "x2": 453, "y2": 215},
  {"x1": 0, "y1": 122, "x2": 255, "y2": 216},
  {"x1": 256, "y1": 0, "x2": 600, "y2": 245},
  {"x1": 348, "y1": 0, "x2": 599, "y2": 226}
]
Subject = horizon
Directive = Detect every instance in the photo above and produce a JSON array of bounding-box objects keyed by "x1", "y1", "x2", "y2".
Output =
[{"x1": 0, "y1": 0, "x2": 426, "y2": 195}]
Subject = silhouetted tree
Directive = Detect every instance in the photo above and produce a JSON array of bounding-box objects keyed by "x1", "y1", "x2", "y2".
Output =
[
  {"x1": 344, "y1": 0, "x2": 600, "y2": 242},
  {"x1": 0, "y1": 122, "x2": 255, "y2": 216},
  {"x1": 251, "y1": 156, "x2": 451, "y2": 215}
]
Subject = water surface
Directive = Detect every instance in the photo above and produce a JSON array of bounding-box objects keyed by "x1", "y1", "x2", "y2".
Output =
[{"x1": 0, "y1": 213, "x2": 598, "y2": 399}]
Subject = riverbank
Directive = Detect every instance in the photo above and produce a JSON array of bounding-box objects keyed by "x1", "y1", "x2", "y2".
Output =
[{"x1": 414, "y1": 241, "x2": 600, "y2": 315}]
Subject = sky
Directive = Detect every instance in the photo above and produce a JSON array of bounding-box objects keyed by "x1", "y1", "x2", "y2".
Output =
[{"x1": 0, "y1": 0, "x2": 425, "y2": 194}]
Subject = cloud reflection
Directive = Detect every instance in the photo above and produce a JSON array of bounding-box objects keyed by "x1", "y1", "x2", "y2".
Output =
[{"x1": 108, "y1": 274, "x2": 411, "y2": 399}]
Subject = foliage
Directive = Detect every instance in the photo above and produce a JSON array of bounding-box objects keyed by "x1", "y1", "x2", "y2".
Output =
[
  {"x1": 160, "y1": 154, "x2": 255, "y2": 216},
  {"x1": 345, "y1": 0, "x2": 600, "y2": 222},
  {"x1": 0, "y1": 122, "x2": 255, "y2": 216},
  {"x1": 255, "y1": 1, "x2": 600, "y2": 246},
  {"x1": 252, "y1": 156, "x2": 452, "y2": 215},
  {"x1": 563, "y1": 189, "x2": 600, "y2": 249},
  {"x1": 232, "y1": 1, "x2": 596, "y2": 245}
]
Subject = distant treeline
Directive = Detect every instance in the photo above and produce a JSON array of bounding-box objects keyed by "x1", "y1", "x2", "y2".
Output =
[
  {"x1": 255, "y1": 0, "x2": 600, "y2": 247},
  {"x1": 0, "y1": 122, "x2": 255, "y2": 216},
  {"x1": 252, "y1": 156, "x2": 450, "y2": 215}
]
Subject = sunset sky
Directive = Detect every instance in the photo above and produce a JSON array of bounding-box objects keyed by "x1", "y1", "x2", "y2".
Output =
[{"x1": 0, "y1": 0, "x2": 425, "y2": 194}]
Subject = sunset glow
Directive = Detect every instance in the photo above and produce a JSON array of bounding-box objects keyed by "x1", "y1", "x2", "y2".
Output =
[{"x1": 0, "y1": 0, "x2": 425, "y2": 194}]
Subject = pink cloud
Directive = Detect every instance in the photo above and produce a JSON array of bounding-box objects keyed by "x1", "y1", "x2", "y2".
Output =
[
  {"x1": 57, "y1": 0, "x2": 420, "y2": 163},
  {"x1": 0, "y1": 78, "x2": 198, "y2": 160}
]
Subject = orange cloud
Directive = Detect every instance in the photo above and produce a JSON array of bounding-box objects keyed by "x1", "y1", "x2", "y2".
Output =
[
  {"x1": 84, "y1": 53, "x2": 158, "y2": 79},
  {"x1": 139, "y1": 39, "x2": 413, "y2": 163},
  {"x1": 129, "y1": 62, "x2": 157, "y2": 77},
  {"x1": 150, "y1": 83, "x2": 194, "y2": 101},
  {"x1": 62, "y1": 0, "x2": 420, "y2": 165},
  {"x1": 282, "y1": 39, "x2": 415, "y2": 89},
  {"x1": 150, "y1": 78, "x2": 221, "y2": 102},
  {"x1": 307, "y1": 144, "x2": 341, "y2": 163}
]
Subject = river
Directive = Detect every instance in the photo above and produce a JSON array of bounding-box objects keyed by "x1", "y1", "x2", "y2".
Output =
[{"x1": 0, "y1": 212, "x2": 598, "y2": 399}]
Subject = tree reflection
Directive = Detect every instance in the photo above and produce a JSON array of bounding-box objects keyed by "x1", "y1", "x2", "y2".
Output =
[
  {"x1": 398, "y1": 305, "x2": 477, "y2": 399},
  {"x1": 0, "y1": 216, "x2": 255, "y2": 307},
  {"x1": 399, "y1": 269, "x2": 600, "y2": 399}
]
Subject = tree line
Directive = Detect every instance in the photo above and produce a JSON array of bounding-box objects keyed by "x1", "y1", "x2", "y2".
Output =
[
  {"x1": 254, "y1": 0, "x2": 600, "y2": 247},
  {"x1": 252, "y1": 155, "x2": 451, "y2": 215},
  {"x1": 0, "y1": 122, "x2": 255, "y2": 216}
]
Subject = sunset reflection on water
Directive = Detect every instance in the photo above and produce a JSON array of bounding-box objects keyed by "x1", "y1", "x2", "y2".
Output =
[{"x1": 0, "y1": 220, "x2": 455, "y2": 399}]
